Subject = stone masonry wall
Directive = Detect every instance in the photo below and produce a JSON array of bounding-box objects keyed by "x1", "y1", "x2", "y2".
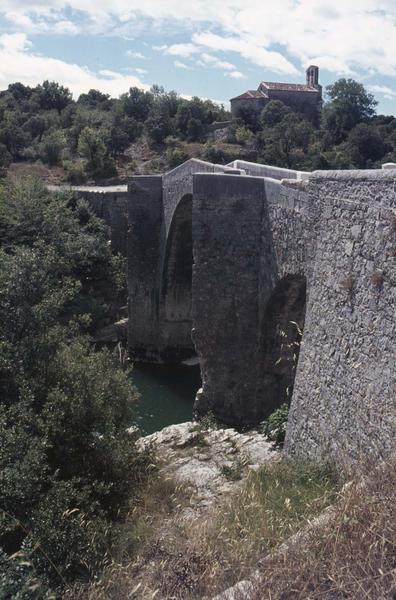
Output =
[
  {"x1": 228, "y1": 160, "x2": 308, "y2": 181},
  {"x1": 285, "y1": 170, "x2": 396, "y2": 463},
  {"x1": 128, "y1": 160, "x2": 244, "y2": 361},
  {"x1": 192, "y1": 173, "x2": 318, "y2": 425},
  {"x1": 64, "y1": 162, "x2": 395, "y2": 463},
  {"x1": 192, "y1": 173, "x2": 266, "y2": 422}
]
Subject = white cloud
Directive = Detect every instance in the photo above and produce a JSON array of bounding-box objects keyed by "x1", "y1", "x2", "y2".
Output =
[
  {"x1": 0, "y1": 33, "x2": 149, "y2": 98},
  {"x1": 2, "y1": 1, "x2": 396, "y2": 81},
  {"x1": 0, "y1": 32, "x2": 31, "y2": 52},
  {"x1": 174, "y1": 60, "x2": 193, "y2": 70},
  {"x1": 368, "y1": 84, "x2": 396, "y2": 100},
  {"x1": 162, "y1": 43, "x2": 201, "y2": 58},
  {"x1": 134, "y1": 67, "x2": 147, "y2": 74},
  {"x1": 193, "y1": 31, "x2": 298, "y2": 75},
  {"x1": 225, "y1": 70, "x2": 246, "y2": 79},
  {"x1": 5, "y1": 10, "x2": 80, "y2": 34},
  {"x1": 199, "y1": 53, "x2": 236, "y2": 70},
  {"x1": 126, "y1": 50, "x2": 146, "y2": 59}
]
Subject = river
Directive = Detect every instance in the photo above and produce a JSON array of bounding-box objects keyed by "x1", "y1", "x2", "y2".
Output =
[{"x1": 132, "y1": 363, "x2": 202, "y2": 435}]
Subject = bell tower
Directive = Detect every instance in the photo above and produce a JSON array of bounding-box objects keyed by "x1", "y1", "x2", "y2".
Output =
[{"x1": 306, "y1": 65, "x2": 319, "y2": 88}]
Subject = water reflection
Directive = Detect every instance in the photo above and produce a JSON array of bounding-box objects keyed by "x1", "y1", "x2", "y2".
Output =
[{"x1": 132, "y1": 363, "x2": 201, "y2": 435}]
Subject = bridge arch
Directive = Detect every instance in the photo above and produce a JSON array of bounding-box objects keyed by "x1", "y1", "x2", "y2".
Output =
[
  {"x1": 159, "y1": 193, "x2": 195, "y2": 362},
  {"x1": 256, "y1": 273, "x2": 307, "y2": 421}
]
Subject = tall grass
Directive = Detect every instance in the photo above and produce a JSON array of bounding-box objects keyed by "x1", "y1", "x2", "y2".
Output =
[
  {"x1": 189, "y1": 460, "x2": 340, "y2": 597},
  {"x1": 248, "y1": 456, "x2": 396, "y2": 599}
]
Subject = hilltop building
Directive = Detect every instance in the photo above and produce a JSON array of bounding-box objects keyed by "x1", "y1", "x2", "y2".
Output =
[{"x1": 230, "y1": 65, "x2": 322, "y2": 124}]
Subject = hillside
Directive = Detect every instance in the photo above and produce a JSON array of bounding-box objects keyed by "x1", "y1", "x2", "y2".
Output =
[{"x1": 1, "y1": 78, "x2": 396, "y2": 187}]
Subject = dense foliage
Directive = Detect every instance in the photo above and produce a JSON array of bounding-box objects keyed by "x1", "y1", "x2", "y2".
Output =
[
  {"x1": 0, "y1": 81, "x2": 228, "y2": 180},
  {"x1": 0, "y1": 77, "x2": 394, "y2": 179},
  {"x1": 235, "y1": 78, "x2": 396, "y2": 170},
  {"x1": 0, "y1": 178, "x2": 150, "y2": 596}
]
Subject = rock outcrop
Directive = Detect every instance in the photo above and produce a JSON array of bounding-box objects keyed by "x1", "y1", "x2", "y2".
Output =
[{"x1": 138, "y1": 422, "x2": 276, "y2": 517}]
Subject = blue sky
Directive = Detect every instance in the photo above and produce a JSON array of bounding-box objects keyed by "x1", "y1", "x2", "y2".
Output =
[{"x1": 0, "y1": 1, "x2": 396, "y2": 114}]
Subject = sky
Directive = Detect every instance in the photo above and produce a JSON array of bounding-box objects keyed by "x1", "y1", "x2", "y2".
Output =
[{"x1": 0, "y1": 1, "x2": 396, "y2": 114}]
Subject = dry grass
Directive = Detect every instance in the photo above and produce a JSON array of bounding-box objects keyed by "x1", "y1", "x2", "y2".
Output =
[
  {"x1": 67, "y1": 460, "x2": 338, "y2": 599},
  {"x1": 247, "y1": 457, "x2": 396, "y2": 600},
  {"x1": 63, "y1": 472, "x2": 192, "y2": 599},
  {"x1": 65, "y1": 457, "x2": 396, "y2": 600},
  {"x1": 188, "y1": 460, "x2": 340, "y2": 598}
]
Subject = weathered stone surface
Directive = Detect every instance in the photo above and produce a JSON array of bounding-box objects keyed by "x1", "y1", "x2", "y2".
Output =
[
  {"x1": 138, "y1": 422, "x2": 276, "y2": 516},
  {"x1": 51, "y1": 161, "x2": 396, "y2": 464},
  {"x1": 285, "y1": 171, "x2": 396, "y2": 463}
]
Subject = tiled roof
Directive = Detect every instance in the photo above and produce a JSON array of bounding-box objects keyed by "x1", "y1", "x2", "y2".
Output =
[
  {"x1": 230, "y1": 90, "x2": 268, "y2": 101},
  {"x1": 260, "y1": 82, "x2": 319, "y2": 93}
]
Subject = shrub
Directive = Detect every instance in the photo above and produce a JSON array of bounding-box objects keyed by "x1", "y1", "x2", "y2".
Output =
[
  {"x1": 166, "y1": 148, "x2": 189, "y2": 169},
  {"x1": 192, "y1": 410, "x2": 219, "y2": 432},
  {"x1": 0, "y1": 177, "x2": 151, "y2": 595},
  {"x1": 39, "y1": 130, "x2": 67, "y2": 165},
  {"x1": 202, "y1": 143, "x2": 227, "y2": 164},
  {"x1": 63, "y1": 159, "x2": 87, "y2": 184},
  {"x1": 261, "y1": 403, "x2": 289, "y2": 447},
  {"x1": 234, "y1": 126, "x2": 255, "y2": 145}
]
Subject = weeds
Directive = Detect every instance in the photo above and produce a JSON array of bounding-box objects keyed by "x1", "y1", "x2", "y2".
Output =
[
  {"x1": 248, "y1": 456, "x2": 396, "y2": 599},
  {"x1": 66, "y1": 459, "x2": 339, "y2": 599},
  {"x1": 261, "y1": 403, "x2": 289, "y2": 447},
  {"x1": 188, "y1": 459, "x2": 340, "y2": 597},
  {"x1": 191, "y1": 410, "x2": 219, "y2": 432}
]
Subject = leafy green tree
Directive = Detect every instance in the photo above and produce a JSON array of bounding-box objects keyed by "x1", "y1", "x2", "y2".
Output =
[
  {"x1": 121, "y1": 87, "x2": 153, "y2": 121},
  {"x1": 260, "y1": 113, "x2": 315, "y2": 168},
  {"x1": 260, "y1": 100, "x2": 291, "y2": 128},
  {"x1": 24, "y1": 114, "x2": 47, "y2": 141},
  {"x1": 0, "y1": 112, "x2": 30, "y2": 159},
  {"x1": 346, "y1": 122, "x2": 386, "y2": 168},
  {"x1": 232, "y1": 104, "x2": 260, "y2": 132},
  {"x1": 0, "y1": 143, "x2": 11, "y2": 174},
  {"x1": 77, "y1": 126, "x2": 106, "y2": 174},
  {"x1": 77, "y1": 89, "x2": 113, "y2": 110},
  {"x1": 0, "y1": 177, "x2": 150, "y2": 594},
  {"x1": 322, "y1": 78, "x2": 378, "y2": 145},
  {"x1": 39, "y1": 130, "x2": 67, "y2": 165},
  {"x1": 145, "y1": 111, "x2": 174, "y2": 145},
  {"x1": 37, "y1": 80, "x2": 73, "y2": 114}
]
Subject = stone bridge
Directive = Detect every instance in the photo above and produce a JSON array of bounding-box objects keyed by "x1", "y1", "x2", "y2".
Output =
[{"x1": 69, "y1": 159, "x2": 396, "y2": 463}]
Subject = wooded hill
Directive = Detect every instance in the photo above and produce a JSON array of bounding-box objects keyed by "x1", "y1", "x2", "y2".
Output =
[{"x1": 0, "y1": 78, "x2": 395, "y2": 184}]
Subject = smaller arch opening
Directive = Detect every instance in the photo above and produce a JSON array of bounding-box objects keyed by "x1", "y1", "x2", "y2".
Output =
[{"x1": 258, "y1": 274, "x2": 307, "y2": 420}]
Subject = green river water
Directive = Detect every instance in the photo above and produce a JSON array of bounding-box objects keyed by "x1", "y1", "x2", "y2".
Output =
[{"x1": 132, "y1": 363, "x2": 202, "y2": 435}]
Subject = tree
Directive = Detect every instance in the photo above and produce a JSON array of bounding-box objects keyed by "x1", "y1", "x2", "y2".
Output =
[
  {"x1": 37, "y1": 80, "x2": 73, "y2": 114},
  {"x1": 260, "y1": 113, "x2": 315, "y2": 169},
  {"x1": 0, "y1": 177, "x2": 150, "y2": 594},
  {"x1": 77, "y1": 89, "x2": 112, "y2": 110},
  {"x1": 39, "y1": 130, "x2": 67, "y2": 165},
  {"x1": 77, "y1": 126, "x2": 106, "y2": 174},
  {"x1": 232, "y1": 104, "x2": 260, "y2": 132},
  {"x1": 322, "y1": 78, "x2": 378, "y2": 144},
  {"x1": 0, "y1": 143, "x2": 11, "y2": 174},
  {"x1": 121, "y1": 87, "x2": 153, "y2": 121},
  {"x1": 0, "y1": 112, "x2": 30, "y2": 159},
  {"x1": 346, "y1": 123, "x2": 386, "y2": 168},
  {"x1": 145, "y1": 110, "x2": 174, "y2": 146},
  {"x1": 260, "y1": 100, "x2": 291, "y2": 128},
  {"x1": 24, "y1": 114, "x2": 47, "y2": 141}
]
